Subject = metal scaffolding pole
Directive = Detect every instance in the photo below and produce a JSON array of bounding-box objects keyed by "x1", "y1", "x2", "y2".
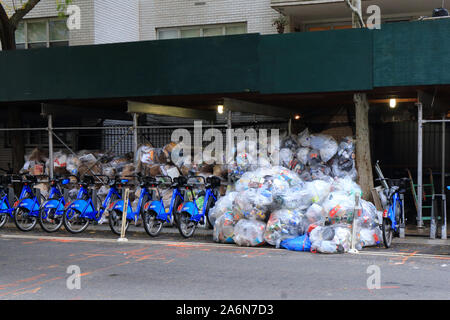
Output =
[
  {"x1": 133, "y1": 113, "x2": 139, "y2": 154},
  {"x1": 48, "y1": 114, "x2": 54, "y2": 179},
  {"x1": 417, "y1": 102, "x2": 424, "y2": 227},
  {"x1": 441, "y1": 116, "x2": 447, "y2": 239},
  {"x1": 227, "y1": 110, "x2": 232, "y2": 186}
]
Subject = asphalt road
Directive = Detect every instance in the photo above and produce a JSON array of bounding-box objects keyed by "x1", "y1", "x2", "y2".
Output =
[{"x1": 0, "y1": 226, "x2": 449, "y2": 300}]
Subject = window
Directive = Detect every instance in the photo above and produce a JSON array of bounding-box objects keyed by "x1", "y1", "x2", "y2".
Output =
[
  {"x1": 157, "y1": 23, "x2": 247, "y2": 40},
  {"x1": 15, "y1": 18, "x2": 69, "y2": 49}
]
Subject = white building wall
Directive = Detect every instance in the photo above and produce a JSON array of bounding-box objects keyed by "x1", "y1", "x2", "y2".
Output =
[
  {"x1": 94, "y1": 0, "x2": 140, "y2": 44},
  {"x1": 0, "y1": 0, "x2": 95, "y2": 46},
  {"x1": 139, "y1": 0, "x2": 279, "y2": 40}
]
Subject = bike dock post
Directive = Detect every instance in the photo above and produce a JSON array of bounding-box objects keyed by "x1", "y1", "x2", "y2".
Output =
[
  {"x1": 117, "y1": 188, "x2": 130, "y2": 243},
  {"x1": 349, "y1": 193, "x2": 361, "y2": 254},
  {"x1": 400, "y1": 193, "x2": 406, "y2": 238}
]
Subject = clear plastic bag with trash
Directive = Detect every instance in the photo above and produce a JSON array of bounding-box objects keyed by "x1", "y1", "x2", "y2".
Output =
[
  {"x1": 297, "y1": 128, "x2": 311, "y2": 147},
  {"x1": 264, "y1": 209, "x2": 303, "y2": 248},
  {"x1": 213, "y1": 211, "x2": 237, "y2": 244},
  {"x1": 322, "y1": 191, "x2": 356, "y2": 225},
  {"x1": 296, "y1": 147, "x2": 310, "y2": 165},
  {"x1": 310, "y1": 134, "x2": 338, "y2": 163},
  {"x1": 281, "y1": 135, "x2": 299, "y2": 151},
  {"x1": 208, "y1": 191, "x2": 238, "y2": 227},
  {"x1": 233, "y1": 189, "x2": 272, "y2": 221},
  {"x1": 233, "y1": 219, "x2": 266, "y2": 247},
  {"x1": 279, "y1": 148, "x2": 294, "y2": 168}
]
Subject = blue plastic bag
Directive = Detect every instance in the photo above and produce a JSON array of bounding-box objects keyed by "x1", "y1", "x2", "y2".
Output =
[{"x1": 280, "y1": 235, "x2": 311, "y2": 252}]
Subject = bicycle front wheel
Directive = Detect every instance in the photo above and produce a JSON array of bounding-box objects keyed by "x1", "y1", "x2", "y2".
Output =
[
  {"x1": 205, "y1": 196, "x2": 216, "y2": 230},
  {"x1": 109, "y1": 209, "x2": 130, "y2": 235},
  {"x1": 63, "y1": 208, "x2": 90, "y2": 234},
  {"x1": 0, "y1": 213, "x2": 8, "y2": 228},
  {"x1": 14, "y1": 208, "x2": 37, "y2": 232},
  {"x1": 143, "y1": 211, "x2": 163, "y2": 237},
  {"x1": 382, "y1": 218, "x2": 393, "y2": 248},
  {"x1": 178, "y1": 212, "x2": 196, "y2": 238},
  {"x1": 39, "y1": 207, "x2": 64, "y2": 233}
]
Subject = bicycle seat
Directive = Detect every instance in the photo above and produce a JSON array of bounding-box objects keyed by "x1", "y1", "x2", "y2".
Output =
[
  {"x1": 81, "y1": 175, "x2": 96, "y2": 186},
  {"x1": 140, "y1": 176, "x2": 156, "y2": 188},
  {"x1": 206, "y1": 176, "x2": 221, "y2": 188},
  {"x1": 173, "y1": 176, "x2": 187, "y2": 187},
  {"x1": 387, "y1": 178, "x2": 409, "y2": 194},
  {"x1": 23, "y1": 175, "x2": 38, "y2": 184},
  {"x1": 0, "y1": 175, "x2": 12, "y2": 185}
]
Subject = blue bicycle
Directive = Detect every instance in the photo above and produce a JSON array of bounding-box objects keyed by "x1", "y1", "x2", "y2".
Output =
[
  {"x1": 142, "y1": 176, "x2": 185, "y2": 237},
  {"x1": 374, "y1": 161, "x2": 409, "y2": 248},
  {"x1": 108, "y1": 175, "x2": 154, "y2": 235},
  {"x1": 177, "y1": 176, "x2": 220, "y2": 238},
  {"x1": 63, "y1": 175, "x2": 122, "y2": 234},
  {"x1": 0, "y1": 175, "x2": 19, "y2": 229},
  {"x1": 13, "y1": 175, "x2": 47, "y2": 232},
  {"x1": 38, "y1": 176, "x2": 71, "y2": 233}
]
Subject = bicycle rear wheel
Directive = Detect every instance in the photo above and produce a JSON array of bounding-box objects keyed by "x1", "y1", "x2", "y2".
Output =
[
  {"x1": 63, "y1": 208, "x2": 90, "y2": 234},
  {"x1": 14, "y1": 208, "x2": 37, "y2": 232}
]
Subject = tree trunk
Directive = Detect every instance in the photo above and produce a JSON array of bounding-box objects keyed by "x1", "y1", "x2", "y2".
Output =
[
  {"x1": 1, "y1": 17, "x2": 23, "y2": 173},
  {"x1": 354, "y1": 93, "x2": 374, "y2": 200},
  {"x1": 349, "y1": 0, "x2": 374, "y2": 200},
  {"x1": 7, "y1": 106, "x2": 25, "y2": 173}
]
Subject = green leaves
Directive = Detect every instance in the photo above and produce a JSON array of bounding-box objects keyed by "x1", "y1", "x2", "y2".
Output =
[{"x1": 56, "y1": 0, "x2": 73, "y2": 17}]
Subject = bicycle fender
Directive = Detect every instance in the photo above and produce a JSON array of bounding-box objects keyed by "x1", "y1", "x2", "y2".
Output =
[
  {"x1": 146, "y1": 200, "x2": 166, "y2": 221},
  {"x1": 0, "y1": 199, "x2": 9, "y2": 211},
  {"x1": 17, "y1": 198, "x2": 39, "y2": 213},
  {"x1": 112, "y1": 200, "x2": 134, "y2": 220},
  {"x1": 43, "y1": 199, "x2": 65, "y2": 212},
  {"x1": 68, "y1": 200, "x2": 92, "y2": 216},
  {"x1": 180, "y1": 202, "x2": 201, "y2": 222}
]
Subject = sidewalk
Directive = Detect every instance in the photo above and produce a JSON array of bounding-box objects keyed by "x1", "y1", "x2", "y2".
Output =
[{"x1": 2, "y1": 222, "x2": 450, "y2": 247}]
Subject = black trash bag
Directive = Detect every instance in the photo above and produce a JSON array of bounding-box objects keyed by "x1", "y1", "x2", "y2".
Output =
[{"x1": 433, "y1": 7, "x2": 449, "y2": 17}]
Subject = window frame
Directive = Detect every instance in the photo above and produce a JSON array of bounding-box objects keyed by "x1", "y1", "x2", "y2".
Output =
[
  {"x1": 16, "y1": 17, "x2": 69, "y2": 49},
  {"x1": 157, "y1": 22, "x2": 247, "y2": 40}
]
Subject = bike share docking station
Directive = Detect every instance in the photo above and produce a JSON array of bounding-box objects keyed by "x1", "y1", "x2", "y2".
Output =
[{"x1": 416, "y1": 91, "x2": 448, "y2": 240}]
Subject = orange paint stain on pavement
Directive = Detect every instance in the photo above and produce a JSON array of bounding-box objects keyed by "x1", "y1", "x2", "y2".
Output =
[
  {"x1": 0, "y1": 273, "x2": 47, "y2": 290},
  {"x1": 395, "y1": 251, "x2": 419, "y2": 265},
  {"x1": 0, "y1": 277, "x2": 63, "y2": 298},
  {"x1": 38, "y1": 238, "x2": 82, "y2": 243},
  {"x1": 13, "y1": 287, "x2": 41, "y2": 296}
]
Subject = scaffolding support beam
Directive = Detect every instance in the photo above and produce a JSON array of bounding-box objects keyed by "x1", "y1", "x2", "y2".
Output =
[
  {"x1": 127, "y1": 101, "x2": 216, "y2": 121},
  {"x1": 223, "y1": 98, "x2": 295, "y2": 119}
]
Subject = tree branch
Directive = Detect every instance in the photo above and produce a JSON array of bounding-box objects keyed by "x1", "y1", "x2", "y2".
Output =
[
  {"x1": 9, "y1": 0, "x2": 40, "y2": 28},
  {"x1": 0, "y1": 3, "x2": 10, "y2": 47},
  {"x1": 345, "y1": 0, "x2": 366, "y2": 28}
]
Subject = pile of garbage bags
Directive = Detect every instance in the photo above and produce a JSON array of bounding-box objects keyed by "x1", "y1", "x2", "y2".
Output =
[
  {"x1": 277, "y1": 129, "x2": 357, "y2": 182},
  {"x1": 211, "y1": 128, "x2": 383, "y2": 254},
  {"x1": 212, "y1": 165, "x2": 381, "y2": 253}
]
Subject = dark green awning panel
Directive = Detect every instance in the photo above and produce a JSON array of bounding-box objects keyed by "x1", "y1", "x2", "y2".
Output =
[
  {"x1": 259, "y1": 28, "x2": 373, "y2": 94},
  {"x1": 373, "y1": 19, "x2": 450, "y2": 88},
  {"x1": 0, "y1": 33, "x2": 260, "y2": 102},
  {"x1": 0, "y1": 19, "x2": 449, "y2": 103}
]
